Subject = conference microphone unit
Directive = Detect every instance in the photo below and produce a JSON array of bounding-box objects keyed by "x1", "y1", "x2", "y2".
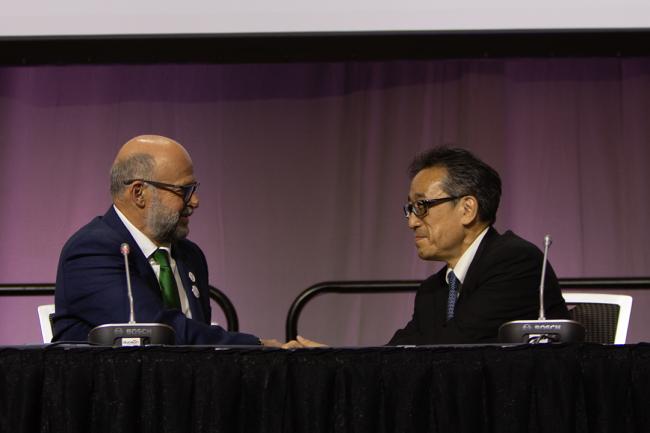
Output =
[
  {"x1": 498, "y1": 235, "x2": 585, "y2": 344},
  {"x1": 87, "y1": 243, "x2": 176, "y2": 347}
]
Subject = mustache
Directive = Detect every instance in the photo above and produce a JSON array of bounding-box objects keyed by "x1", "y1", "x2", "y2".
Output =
[{"x1": 180, "y1": 206, "x2": 194, "y2": 217}]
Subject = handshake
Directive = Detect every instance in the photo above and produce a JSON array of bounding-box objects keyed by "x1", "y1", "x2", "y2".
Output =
[{"x1": 261, "y1": 335, "x2": 327, "y2": 349}]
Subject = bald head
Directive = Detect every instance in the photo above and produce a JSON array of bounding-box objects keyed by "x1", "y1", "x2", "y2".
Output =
[
  {"x1": 110, "y1": 135, "x2": 193, "y2": 199},
  {"x1": 114, "y1": 135, "x2": 191, "y2": 169}
]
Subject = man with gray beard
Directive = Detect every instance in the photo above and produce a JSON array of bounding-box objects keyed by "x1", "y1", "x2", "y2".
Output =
[{"x1": 53, "y1": 135, "x2": 277, "y2": 345}]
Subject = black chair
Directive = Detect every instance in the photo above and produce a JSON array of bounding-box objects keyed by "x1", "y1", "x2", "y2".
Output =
[
  {"x1": 563, "y1": 292, "x2": 632, "y2": 343},
  {"x1": 208, "y1": 284, "x2": 239, "y2": 331}
]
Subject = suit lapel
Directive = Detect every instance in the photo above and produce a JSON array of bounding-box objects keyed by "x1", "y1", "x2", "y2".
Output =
[
  {"x1": 173, "y1": 246, "x2": 206, "y2": 323},
  {"x1": 103, "y1": 207, "x2": 162, "y2": 302},
  {"x1": 432, "y1": 267, "x2": 451, "y2": 327},
  {"x1": 459, "y1": 226, "x2": 499, "y2": 298}
]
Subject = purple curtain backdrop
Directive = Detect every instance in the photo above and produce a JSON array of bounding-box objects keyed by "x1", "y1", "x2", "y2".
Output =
[{"x1": 0, "y1": 59, "x2": 648, "y2": 345}]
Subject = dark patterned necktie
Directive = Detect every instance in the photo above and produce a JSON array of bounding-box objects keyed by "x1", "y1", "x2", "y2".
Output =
[
  {"x1": 152, "y1": 249, "x2": 181, "y2": 309},
  {"x1": 446, "y1": 270, "x2": 459, "y2": 320}
]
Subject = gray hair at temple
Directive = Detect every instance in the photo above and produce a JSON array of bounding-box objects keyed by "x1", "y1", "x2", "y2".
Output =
[
  {"x1": 409, "y1": 146, "x2": 502, "y2": 225},
  {"x1": 109, "y1": 153, "x2": 155, "y2": 198}
]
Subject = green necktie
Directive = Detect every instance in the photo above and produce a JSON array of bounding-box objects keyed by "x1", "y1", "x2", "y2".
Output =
[{"x1": 152, "y1": 249, "x2": 181, "y2": 309}]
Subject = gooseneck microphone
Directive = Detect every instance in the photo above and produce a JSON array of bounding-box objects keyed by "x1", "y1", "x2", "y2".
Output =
[
  {"x1": 87, "y1": 243, "x2": 176, "y2": 346},
  {"x1": 498, "y1": 234, "x2": 585, "y2": 344},
  {"x1": 538, "y1": 235, "x2": 551, "y2": 321},
  {"x1": 121, "y1": 243, "x2": 136, "y2": 324}
]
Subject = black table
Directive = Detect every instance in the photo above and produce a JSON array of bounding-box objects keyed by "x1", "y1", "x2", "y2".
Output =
[{"x1": 1, "y1": 344, "x2": 649, "y2": 433}]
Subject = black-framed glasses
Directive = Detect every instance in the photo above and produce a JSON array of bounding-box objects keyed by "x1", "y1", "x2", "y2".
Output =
[
  {"x1": 403, "y1": 196, "x2": 460, "y2": 218},
  {"x1": 125, "y1": 179, "x2": 199, "y2": 204}
]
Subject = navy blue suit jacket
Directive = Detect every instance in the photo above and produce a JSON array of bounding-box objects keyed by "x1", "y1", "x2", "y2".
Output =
[
  {"x1": 53, "y1": 207, "x2": 260, "y2": 345},
  {"x1": 388, "y1": 228, "x2": 569, "y2": 345}
]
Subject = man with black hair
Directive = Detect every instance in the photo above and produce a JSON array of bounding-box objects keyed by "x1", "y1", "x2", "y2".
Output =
[{"x1": 388, "y1": 147, "x2": 569, "y2": 345}]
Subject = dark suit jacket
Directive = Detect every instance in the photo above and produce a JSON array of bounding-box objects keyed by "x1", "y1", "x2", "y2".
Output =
[
  {"x1": 388, "y1": 228, "x2": 569, "y2": 345},
  {"x1": 53, "y1": 207, "x2": 260, "y2": 345}
]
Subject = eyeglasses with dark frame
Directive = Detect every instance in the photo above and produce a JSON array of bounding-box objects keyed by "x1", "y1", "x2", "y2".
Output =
[
  {"x1": 124, "y1": 179, "x2": 199, "y2": 204},
  {"x1": 403, "y1": 196, "x2": 460, "y2": 218}
]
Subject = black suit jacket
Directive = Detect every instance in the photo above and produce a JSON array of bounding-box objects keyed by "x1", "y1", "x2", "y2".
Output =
[
  {"x1": 388, "y1": 228, "x2": 569, "y2": 345},
  {"x1": 53, "y1": 207, "x2": 260, "y2": 345}
]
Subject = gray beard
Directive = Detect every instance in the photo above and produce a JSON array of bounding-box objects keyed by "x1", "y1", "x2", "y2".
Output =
[{"x1": 145, "y1": 192, "x2": 189, "y2": 244}]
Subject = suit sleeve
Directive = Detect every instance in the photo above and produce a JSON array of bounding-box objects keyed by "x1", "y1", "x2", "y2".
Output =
[
  {"x1": 155, "y1": 310, "x2": 259, "y2": 345},
  {"x1": 387, "y1": 279, "x2": 435, "y2": 345}
]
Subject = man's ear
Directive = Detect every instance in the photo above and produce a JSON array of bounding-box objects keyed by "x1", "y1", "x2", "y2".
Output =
[
  {"x1": 131, "y1": 182, "x2": 147, "y2": 209},
  {"x1": 459, "y1": 195, "x2": 479, "y2": 225}
]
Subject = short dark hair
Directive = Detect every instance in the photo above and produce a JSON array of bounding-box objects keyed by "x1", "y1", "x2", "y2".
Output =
[{"x1": 409, "y1": 147, "x2": 502, "y2": 224}]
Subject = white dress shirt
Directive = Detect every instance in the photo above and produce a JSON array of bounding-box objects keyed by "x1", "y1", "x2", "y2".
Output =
[
  {"x1": 445, "y1": 226, "x2": 490, "y2": 296},
  {"x1": 114, "y1": 205, "x2": 192, "y2": 318}
]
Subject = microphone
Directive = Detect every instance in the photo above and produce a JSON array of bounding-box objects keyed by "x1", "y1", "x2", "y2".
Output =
[
  {"x1": 87, "y1": 243, "x2": 176, "y2": 347},
  {"x1": 498, "y1": 234, "x2": 585, "y2": 344},
  {"x1": 121, "y1": 243, "x2": 135, "y2": 324},
  {"x1": 538, "y1": 235, "x2": 551, "y2": 321}
]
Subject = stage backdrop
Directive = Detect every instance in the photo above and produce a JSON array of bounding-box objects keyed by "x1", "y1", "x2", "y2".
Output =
[{"x1": 0, "y1": 59, "x2": 648, "y2": 345}]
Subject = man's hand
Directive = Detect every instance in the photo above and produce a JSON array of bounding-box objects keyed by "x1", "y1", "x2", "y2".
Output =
[
  {"x1": 281, "y1": 335, "x2": 328, "y2": 348},
  {"x1": 296, "y1": 335, "x2": 328, "y2": 347},
  {"x1": 261, "y1": 336, "x2": 329, "y2": 348},
  {"x1": 260, "y1": 338, "x2": 283, "y2": 347}
]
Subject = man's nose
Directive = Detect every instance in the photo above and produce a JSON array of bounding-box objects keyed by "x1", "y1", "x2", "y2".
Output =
[
  {"x1": 407, "y1": 212, "x2": 420, "y2": 230},
  {"x1": 188, "y1": 192, "x2": 199, "y2": 209}
]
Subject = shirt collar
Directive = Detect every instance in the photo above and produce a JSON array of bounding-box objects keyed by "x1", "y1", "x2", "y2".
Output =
[
  {"x1": 446, "y1": 226, "x2": 489, "y2": 285},
  {"x1": 113, "y1": 205, "x2": 172, "y2": 259}
]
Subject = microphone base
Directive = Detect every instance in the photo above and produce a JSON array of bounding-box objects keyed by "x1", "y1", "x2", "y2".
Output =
[
  {"x1": 88, "y1": 323, "x2": 176, "y2": 346},
  {"x1": 498, "y1": 319, "x2": 585, "y2": 344}
]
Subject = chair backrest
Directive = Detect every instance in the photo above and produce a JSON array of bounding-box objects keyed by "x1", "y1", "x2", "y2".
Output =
[
  {"x1": 562, "y1": 293, "x2": 632, "y2": 344},
  {"x1": 208, "y1": 285, "x2": 239, "y2": 331},
  {"x1": 37, "y1": 304, "x2": 55, "y2": 343}
]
